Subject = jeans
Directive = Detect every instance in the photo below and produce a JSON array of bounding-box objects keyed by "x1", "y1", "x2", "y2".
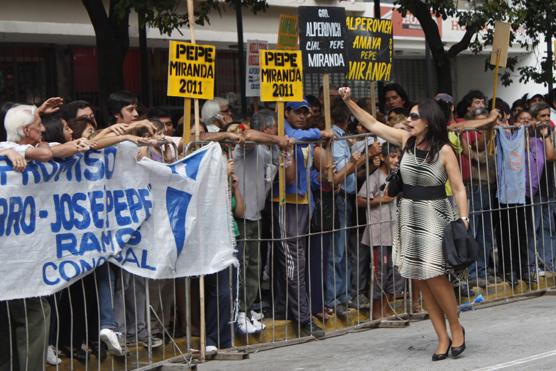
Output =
[
  {"x1": 97, "y1": 262, "x2": 118, "y2": 330},
  {"x1": 467, "y1": 183, "x2": 496, "y2": 279},
  {"x1": 530, "y1": 195, "x2": 556, "y2": 272},
  {"x1": 325, "y1": 193, "x2": 353, "y2": 307}
]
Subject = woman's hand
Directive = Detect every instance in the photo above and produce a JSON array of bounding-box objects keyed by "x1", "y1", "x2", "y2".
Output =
[
  {"x1": 38, "y1": 97, "x2": 64, "y2": 115},
  {"x1": 338, "y1": 87, "x2": 351, "y2": 101}
]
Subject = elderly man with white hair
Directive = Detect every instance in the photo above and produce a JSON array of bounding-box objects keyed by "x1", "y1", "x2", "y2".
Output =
[
  {"x1": 0, "y1": 104, "x2": 53, "y2": 371},
  {"x1": 0, "y1": 104, "x2": 53, "y2": 161}
]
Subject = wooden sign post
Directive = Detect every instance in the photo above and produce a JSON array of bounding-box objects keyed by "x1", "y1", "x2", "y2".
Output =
[
  {"x1": 260, "y1": 49, "x2": 304, "y2": 205},
  {"x1": 488, "y1": 21, "x2": 511, "y2": 155},
  {"x1": 166, "y1": 0, "x2": 218, "y2": 360}
]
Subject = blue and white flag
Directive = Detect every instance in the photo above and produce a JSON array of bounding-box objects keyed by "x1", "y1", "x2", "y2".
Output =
[{"x1": 0, "y1": 141, "x2": 236, "y2": 300}]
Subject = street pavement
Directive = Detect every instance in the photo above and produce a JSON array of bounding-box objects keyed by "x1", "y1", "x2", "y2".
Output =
[{"x1": 199, "y1": 295, "x2": 556, "y2": 371}]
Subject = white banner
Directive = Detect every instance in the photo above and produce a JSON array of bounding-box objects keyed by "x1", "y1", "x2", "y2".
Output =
[
  {"x1": 246, "y1": 40, "x2": 268, "y2": 97},
  {"x1": 0, "y1": 141, "x2": 236, "y2": 300}
]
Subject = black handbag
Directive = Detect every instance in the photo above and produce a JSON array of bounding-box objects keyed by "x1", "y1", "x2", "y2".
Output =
[
  {"x1": 311, "y1": 190, "x2": 337, "y2": 232},
  {"x1": 442, "y1": 219, "x2": 479, "y2": 271}
]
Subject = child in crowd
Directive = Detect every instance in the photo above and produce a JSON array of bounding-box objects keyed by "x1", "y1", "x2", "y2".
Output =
[{"x1": 357, "y1": 144, "x2": 404, "y2": 318}]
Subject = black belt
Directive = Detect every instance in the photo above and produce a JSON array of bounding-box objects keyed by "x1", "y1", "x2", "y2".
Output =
[{"x1": 402, "y1": 184, "x2": 447, "y2": 201}]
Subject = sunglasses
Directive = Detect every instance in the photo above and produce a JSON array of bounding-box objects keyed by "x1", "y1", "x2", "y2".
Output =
[{"x1": 409, "y1": 112, "x2": 421, "y2": 121}]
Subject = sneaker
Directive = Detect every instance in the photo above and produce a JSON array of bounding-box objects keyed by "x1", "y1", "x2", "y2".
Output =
[
  {"x1": 205, "y1": 345, "x2": 218, "y2": 354},
  {"x1": 300, "y1": 319, "x2": 325, "y2": 339},
  {"x1": 236, "y1": 312, "x2": 260, "y2": 334},
  {"x1": 99, "y1": 328, "x2": 125, "y2": 356},
  {"x1": 250, "y1": 316, "x2": 266, "y2": 331},
  {"x1": 140, "y1": 336, "x2": 163, "y2": 349},
  {"x1": 47, "y1": 345, "x2": 62, "y2": 366}
]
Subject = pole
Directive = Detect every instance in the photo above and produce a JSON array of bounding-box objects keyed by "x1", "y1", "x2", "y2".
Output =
[
  {"x1": 492, "y1": 50, "x2": 501, "y2": 109},
  {"x1": 235, "y1": 0, "x2": 248, "y2": 116},
  {"x1": 547, "y1": 31, "x2": 554, "y2": 93},
  {"x1": 322, "y1": 73, "x2": 333, "y2": 182},
  {"x1": 277, "y1": 102, "x2": 286, "y2": 205},
  {"x1": 186, "y1": 0, "x2": 205, "y2": 360},
  {"x1": 374, "y1": 0, "x2": 384, "y2": 113},
  {"x1": 138, "y1": 11, "x2": 152, "y2": 107}
]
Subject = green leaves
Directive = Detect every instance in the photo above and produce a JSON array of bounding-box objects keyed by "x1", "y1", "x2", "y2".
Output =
[{"x1": 113, "y1": 0, "x2": 268, "y2": 36}]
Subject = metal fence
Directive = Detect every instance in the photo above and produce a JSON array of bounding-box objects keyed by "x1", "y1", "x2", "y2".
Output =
[{"x1": 2, "y1": 126, "x2": 556, "y2": 370}]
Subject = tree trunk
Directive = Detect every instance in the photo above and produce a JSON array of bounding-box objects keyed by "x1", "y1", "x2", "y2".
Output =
[
  {"x1": 82, "y1": 0, "x2": 130, "y2": 127},
  {"x1": 434, "y1": 53, "x2": 453, "y2": 95},
  {"x1": 96, "y1": 35, "x2": 126, "y2": 124}
]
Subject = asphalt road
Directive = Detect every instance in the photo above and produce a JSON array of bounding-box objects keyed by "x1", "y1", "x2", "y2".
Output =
[{"x1": 199, "y1": 294, "x2": 556, "y2": 371}]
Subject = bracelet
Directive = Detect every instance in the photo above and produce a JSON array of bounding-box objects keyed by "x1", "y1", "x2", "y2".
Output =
[{"x1": 460, "y1": 216, "x2": 469, "y2": 223}]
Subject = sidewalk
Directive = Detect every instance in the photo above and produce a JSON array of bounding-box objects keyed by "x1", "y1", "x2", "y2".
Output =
[{"x1": 199, "y1": 295, "x2": 556, "y2": 371}]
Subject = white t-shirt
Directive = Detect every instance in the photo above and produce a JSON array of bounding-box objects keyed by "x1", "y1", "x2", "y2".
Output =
[{"x1": 0, "y1": 141, "x2": 33, "y2": 155}]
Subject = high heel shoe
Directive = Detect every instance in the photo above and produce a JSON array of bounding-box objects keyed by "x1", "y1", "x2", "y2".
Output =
[
  {"x1": 451, "y1": 327, "x2": 466, "y2": 358},
  {"x1": 432, "y1": 339, "x2": 452, "y2": 361}
]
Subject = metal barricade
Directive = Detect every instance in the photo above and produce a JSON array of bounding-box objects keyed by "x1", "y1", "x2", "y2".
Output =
[{"x1": 2, "y1": 127, "x2": 556, "y2": 370}]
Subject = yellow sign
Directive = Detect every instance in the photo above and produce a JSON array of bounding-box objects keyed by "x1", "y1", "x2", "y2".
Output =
[
  {"x1": 167, "y1": 40, "x2": 215, "y2": 99},
  {"x1": 259, "y1": 50, "x2": 303, "y2": 102},
  {"x1": 277, "y1": 15, "x2": 298, "y2": 50}
]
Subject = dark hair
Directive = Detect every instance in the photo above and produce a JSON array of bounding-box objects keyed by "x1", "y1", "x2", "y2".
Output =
[
  {"x1": 488, "y1": 98, "x2": 511, "y2": 115},
  {"x1": 305, "y1": 95, "x2": 321, "y2": 109},
  {"x1": 388, "y1": 107, "x2": 407, "y2": 116},
  {"x1": 107, "y1": 90, "x2": 137, "y2": 123},
  {"x1": 331, "y1": 99, "x2": 350, "y2": 125},
  {"x1": 383, "y1": 83, "x2": 411, "y2": 109},
  {"x1": 511, "y1": 98, "x2": 527, "y2": 112},
  {"x1": 68, "y1": 116, "x2": 94, "y2": 139},
  {"x1": 147, "y1": 107, "x2": 171, "y2": 120},
  {"x1": 460, "y1": 90, "x2": 487, "y2": 112},
  {"x1": 527, "y1": 93, "x2": 545, "y2": 104},
  {"x1": 382, "y1": 143, "x2": 400, "y2": 157},
  {"x1": 42, "y1": 114, "x2": 68, "y2": 143},
  {"x1": 405, "y1": 99, "x2": 449, "y2": 163},
  {"x1": 306, "y1": 114, "x2": 324, "y2": 130},
  {"x1": 61, "y1": 100, "x2": 93, "y2": 121},
  {"x1": 1, "y1": 102, "x2": 18, "y2": 141},
  {"x1": 434, "y1": 98, "x2": 452, "y2": 123}
]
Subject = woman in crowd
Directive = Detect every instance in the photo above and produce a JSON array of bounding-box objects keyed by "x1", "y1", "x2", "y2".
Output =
[{"x1": 339, "y1": 87, "x2": 468, "y2": 361}]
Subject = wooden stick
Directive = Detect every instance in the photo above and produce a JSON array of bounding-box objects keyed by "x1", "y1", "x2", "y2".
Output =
[
  {"x1": 277, "y1": 102, "x2": 286, "y2": 205},
  {"x1": 492, "y1": 49, "x2": 501, "y2": 110},
  {"x1": 322, "y1": 74, "x2": 333, "y2": 183},
  {"x1": 186, "y1": 0, "x2": 205, "y2": 360},
  {"x1": 183, "y1": 98, "x2": 191, "y2": 145}
]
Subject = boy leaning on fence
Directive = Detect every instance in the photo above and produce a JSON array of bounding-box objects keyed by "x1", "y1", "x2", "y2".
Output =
[{"x1": 357, "y1": 143, "x2": 404, "y2": 319}]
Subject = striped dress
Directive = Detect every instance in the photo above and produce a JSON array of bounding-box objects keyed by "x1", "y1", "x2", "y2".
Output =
[{"x1": 393, "y1": 148, "x2": 456, "y2": 280}]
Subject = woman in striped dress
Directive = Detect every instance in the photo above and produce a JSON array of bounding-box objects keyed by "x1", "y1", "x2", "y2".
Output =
[{"x1": 340, "y1": 88, "x2": 468, "y2": 361}]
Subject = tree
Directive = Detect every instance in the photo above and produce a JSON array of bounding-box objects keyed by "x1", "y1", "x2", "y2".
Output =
[
  {"x1": 510, "y1": 0, "x2": 556, "y2": 90},
  {"x1": 394, "y1": 0, "x2": 514, "y2": 95},
  {"x1": 82, "y1": 0, "x2": 268, "y2": 125},
  {"x1": 395, "y1": 0, "x2": 556, "y2": 95}
]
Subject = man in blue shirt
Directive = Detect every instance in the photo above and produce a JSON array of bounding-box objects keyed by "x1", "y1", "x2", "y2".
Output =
[
  {"x1": 326, "y1": 99, "x2": 364, "y2": 315},
  {"x1": 273, "y1": 100, "x2": 332, "y2": 338}
]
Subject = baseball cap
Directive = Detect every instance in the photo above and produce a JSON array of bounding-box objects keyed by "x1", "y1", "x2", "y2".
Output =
[{"x1": 286, "y1": 100, "x2": 310, "y2": 111}]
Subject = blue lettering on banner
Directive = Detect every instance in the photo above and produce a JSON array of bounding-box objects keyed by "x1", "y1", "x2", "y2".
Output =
[
  {"x1": 0, "y1": 196, "x2": 35, "y2": 236},
  {"x1": 2, "y1": 147, "x2": 118, "y2": 186}
]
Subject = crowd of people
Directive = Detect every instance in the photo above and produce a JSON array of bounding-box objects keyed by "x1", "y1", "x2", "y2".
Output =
[{"x1": 1, "y1": 82, "x2": 556, "y2": 368}]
